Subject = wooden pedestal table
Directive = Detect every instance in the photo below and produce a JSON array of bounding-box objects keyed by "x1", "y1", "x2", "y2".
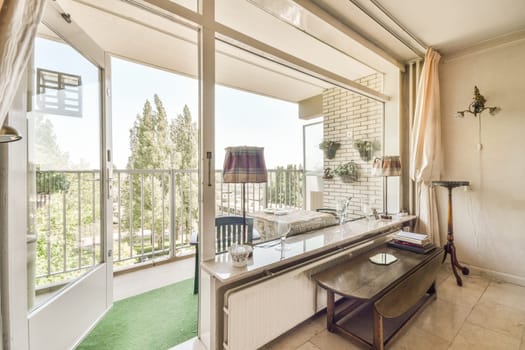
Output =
[
  {"x1": 432, "y1": 180, "x2": 470, "y2": 286},
  {"x1": 312, "y1": 245, "x2": 444, "y2": 350}
]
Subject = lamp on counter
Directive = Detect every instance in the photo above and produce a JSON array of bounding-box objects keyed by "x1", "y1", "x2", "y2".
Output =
[
  {"x1": 0, "y1": 125, "x2": 22, "y2": 143},
  {"x1": 223, "y1": 146, "x2": 267, "y2": 244},
  {"x1": 372, "y1": 156, "x2": 401, "y2": 219}
]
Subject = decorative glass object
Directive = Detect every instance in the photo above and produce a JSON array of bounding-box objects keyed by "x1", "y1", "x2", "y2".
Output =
[{"x1": 229, "y1": 244, "x2": 252, "y2": 267}]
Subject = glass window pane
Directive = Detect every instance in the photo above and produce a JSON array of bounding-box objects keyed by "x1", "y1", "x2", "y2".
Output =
[
  {"x1": 27, "y1": 36, "x2": 102, "y2": 309},
  {"x1": 214, "y1": 39, "x2": 385, "y2": 243},
  {"x1": 110, "y1": 28, "x2": 199, "y2": 271}
]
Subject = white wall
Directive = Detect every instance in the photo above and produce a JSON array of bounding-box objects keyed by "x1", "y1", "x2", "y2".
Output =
[{"x1": 439, "y1": 38, "x2": 525, "y2": 284}]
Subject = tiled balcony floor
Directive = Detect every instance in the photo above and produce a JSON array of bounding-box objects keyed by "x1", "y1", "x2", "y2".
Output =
[{"x1": 114, "y1": 256, "x2": 195, "y2": 301}]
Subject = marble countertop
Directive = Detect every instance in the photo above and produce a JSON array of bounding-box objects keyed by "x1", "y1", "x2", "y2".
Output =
[{"x1": 201, "y1": 215, "x2": 416, "y2": 283}]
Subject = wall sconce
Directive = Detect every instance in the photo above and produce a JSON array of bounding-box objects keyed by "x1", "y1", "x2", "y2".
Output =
[
  {"x1": 454, "y1": 86, "x2": 500, "y2": 118},
  {"x1": 454, "y1": 86, "x2": 500, "y2": 151},
  {"x1": 0, "y1": 125, "x2": 22, "y2": 143}
]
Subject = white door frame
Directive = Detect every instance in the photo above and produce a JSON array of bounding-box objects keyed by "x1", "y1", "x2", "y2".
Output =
[{"x1": 2, "y1": 1, "x2": 113, "y2": 348}]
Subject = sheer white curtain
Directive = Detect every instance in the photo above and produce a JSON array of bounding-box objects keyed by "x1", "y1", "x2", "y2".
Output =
[
  {"x1": 0, "y1": 1, "x2": 44, "y2": 349},
  {"x1": 0, "y1": 0, "x2": 44, "y2": 126},
  {"x1": 409, "y1": 48, "x2": 443, "y2": 246}
]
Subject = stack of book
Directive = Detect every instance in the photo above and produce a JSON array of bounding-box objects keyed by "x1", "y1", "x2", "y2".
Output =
[{"x1": 388, "y1": 231, "x2": 436, "y2": 254}]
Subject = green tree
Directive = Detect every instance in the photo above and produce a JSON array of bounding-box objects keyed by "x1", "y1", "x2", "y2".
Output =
[
  {"x1": 122, "y1": 95, "x2": 171, "y2": 258},
  {"x1": 170, "y1": 105, "x2": 198, "y2": 241},
  {"x1": 33, "y1": 116, "x2": 71, "y2": 197},
  {"x1": 127, "y1": 95, "x2": 171, "y2": 170},
  {"x1": 32, "y1": 116, "x2": 102, "y2": 288},
  {"x1": 268, "y1": 164, "x2": 303, "y2": 207},
  {"x1": 122, "y1": 96, "x2": 198, "y2": 259},
  {"x1": 34, "y1": 116, "x2": 70, "y2": 170}
]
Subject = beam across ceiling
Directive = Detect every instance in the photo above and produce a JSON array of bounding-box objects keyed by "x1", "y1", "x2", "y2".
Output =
[
  {"x1": 141, "y1": 0, "x2": 390, "y2": 102},
  {"x1": 257, "y1": 0, "x2": 405, "y2": 72}
]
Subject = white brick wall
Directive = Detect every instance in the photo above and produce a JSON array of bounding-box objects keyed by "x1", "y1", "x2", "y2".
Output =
[{"x1": 322, "y1": 74, "x2": 384, "y2": 215}]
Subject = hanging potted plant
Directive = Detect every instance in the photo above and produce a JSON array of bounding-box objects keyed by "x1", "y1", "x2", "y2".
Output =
[
  {"x1": 319, "y1": 140, "x2": 341, "y2": 159},
  {"x1": 333, "y1": 161, "x2": 358, "y2": 183},
  {"x1": 354, "y1": 140, "x2": 380, "y2": 161}
]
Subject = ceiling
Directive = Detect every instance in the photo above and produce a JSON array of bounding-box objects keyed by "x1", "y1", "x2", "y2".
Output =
[
  {"x1": 311, "y1": 0, "x2": 525, "y2": 60},
  {"x1": 39, "y1": 0, "x2": 525, "y2": 104},
  {"x1": 42, "y1": 0, "x2": 378, "y2": 104}
]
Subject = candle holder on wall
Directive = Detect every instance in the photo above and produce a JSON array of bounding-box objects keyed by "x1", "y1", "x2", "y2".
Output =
[
  {"x1": 454, "y1": 86, "x2": 500, "y2": 118},
  {"x1": 454, "y1": 86, "x2": 501, "y2": 150}
]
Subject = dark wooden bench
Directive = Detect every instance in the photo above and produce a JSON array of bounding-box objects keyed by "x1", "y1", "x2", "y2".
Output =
[{"x1": 312, "y1": 244, "x2": 444, "y2": 350}]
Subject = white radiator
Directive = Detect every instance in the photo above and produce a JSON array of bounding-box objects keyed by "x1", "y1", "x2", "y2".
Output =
[
  {"x1": 222, "y1": 241, "x2": 374, "y2": 350},
  {"x1": 224, "y1": 266, "x2": 316, "y2": 350}
]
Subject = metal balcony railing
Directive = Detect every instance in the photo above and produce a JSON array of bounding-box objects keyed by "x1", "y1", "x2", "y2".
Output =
[{"x1": 33, "y1": 168, "x2": 303, "y2": 286}]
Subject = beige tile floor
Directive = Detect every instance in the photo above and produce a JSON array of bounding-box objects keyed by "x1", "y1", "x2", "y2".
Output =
[{"x1": 261, "y1": 265, "x2": 525, "y2": 350}]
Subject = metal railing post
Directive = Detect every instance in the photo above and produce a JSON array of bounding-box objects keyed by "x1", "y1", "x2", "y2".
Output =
[
  {"x1": 169, "y1": 168, "x2": 176, "y2": 258},
  {"x1": 62, "y1": 183, "x2": 67, "y2": 272}
]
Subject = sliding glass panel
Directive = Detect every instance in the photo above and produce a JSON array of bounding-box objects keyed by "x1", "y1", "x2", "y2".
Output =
[
  {"x1": 109, "y1": 14, "x2": 199, "y2": 272},
  {"x1": 214, "y1": 40, "x2": 323, "y2": 224},
  {"x1": 111, "y1": 56, "x2": 199, "y2": 270},
  {"x1": 214, "y1": 38, "x2": 386, "y2": 245}
]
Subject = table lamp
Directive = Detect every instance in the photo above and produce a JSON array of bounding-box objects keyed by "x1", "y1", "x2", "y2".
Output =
[
  {"x1": 223, "y1": 146, "x2": 267, "y2": 244},
  {"x1": 372, "y1": 156, "x2": 401, "y2": 219}
]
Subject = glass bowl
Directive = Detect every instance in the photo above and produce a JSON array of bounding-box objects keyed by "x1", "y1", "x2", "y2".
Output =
[{"x1": 229, "y1": 244, "x2": 252, "y2": 267}]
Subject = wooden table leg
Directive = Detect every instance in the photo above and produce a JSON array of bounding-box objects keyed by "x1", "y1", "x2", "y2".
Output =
[
  {"x1": 326, "y1": 290, "x2": 335, "y2": 332},
  {"x1": 443, "y1": 184, "x2": 470, "y2": 286},
  {"x1": 373, "y1": 308, "x2": 384, "y2": 350},
  {"x1": 445, "y1": 241, "x2": 469, "y2": 286}
]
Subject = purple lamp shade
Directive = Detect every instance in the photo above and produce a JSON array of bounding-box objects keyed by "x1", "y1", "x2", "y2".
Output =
[{"x1": 223, "y1": 146, "x2": 267, "y2": 184}]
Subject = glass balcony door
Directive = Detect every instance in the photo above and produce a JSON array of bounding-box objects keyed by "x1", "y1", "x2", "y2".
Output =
[{"x1": 26, "y1": 4, "x2": 112, "y2": 349}]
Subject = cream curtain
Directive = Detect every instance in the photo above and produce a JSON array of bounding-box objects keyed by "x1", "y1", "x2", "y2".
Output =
[
  {"x1": 0, "y1": 1, "x2": 43, "y2": 349},
  {"x1": 0, "y1": 0, "x2": 45, "y2": 126},
  {"x1": 409, "y1": 48, "x2": 443, "y2": 246}
]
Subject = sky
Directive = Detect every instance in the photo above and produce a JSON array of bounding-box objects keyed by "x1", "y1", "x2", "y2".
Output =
[
  {"x1": 31, "y1": 38, "x2": 101, "y2": 169},
  {"x1": 112, "y1": 57, "x2": 316, "y2": 169},
  {"x1": 33, "y1": 37, "x2": 317, "y2": 170}
]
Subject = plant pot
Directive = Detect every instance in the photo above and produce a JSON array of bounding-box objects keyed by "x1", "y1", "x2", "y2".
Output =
[
  {"x1": 324, "y1": 149, "x2": 337, "y2": 159},
  {"x1": 358, "y1": 150, "x2": 372, "y2": 161},
  {"x1": 340, "y1": 174, "x2": 357, "y2": 183}
]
